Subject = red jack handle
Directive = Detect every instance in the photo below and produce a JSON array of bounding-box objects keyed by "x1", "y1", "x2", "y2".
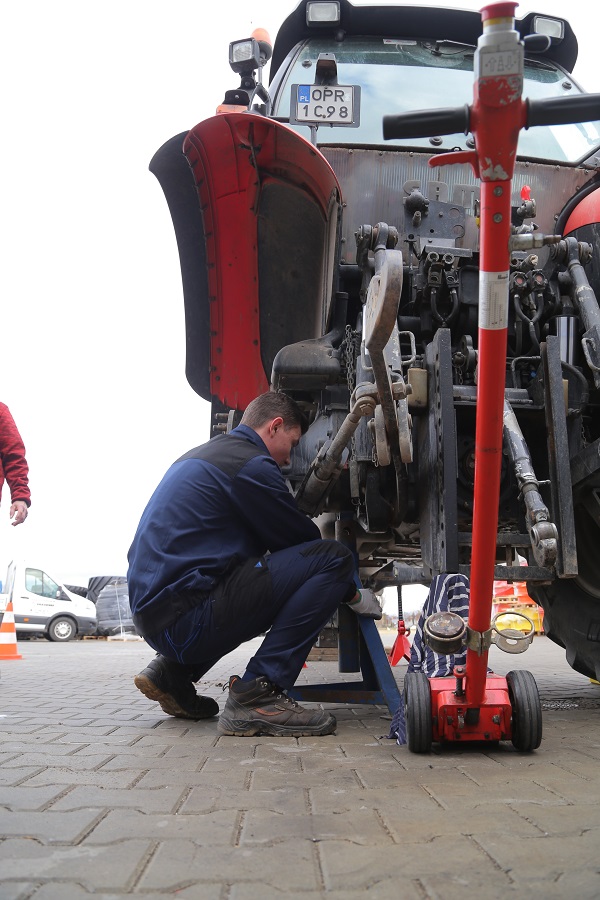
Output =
[{"x1": 383, "y1": 2, "x2": 600, "y2": 710}]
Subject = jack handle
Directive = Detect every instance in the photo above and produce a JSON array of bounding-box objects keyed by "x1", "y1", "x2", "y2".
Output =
[{"x1": 383, "y1": 93, "x2": 600, "y2": 142}]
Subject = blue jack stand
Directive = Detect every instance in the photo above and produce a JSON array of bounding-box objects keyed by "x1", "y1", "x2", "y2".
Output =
[{"x1": 288, "y1": 603, "x2": 402, "y2": 715}]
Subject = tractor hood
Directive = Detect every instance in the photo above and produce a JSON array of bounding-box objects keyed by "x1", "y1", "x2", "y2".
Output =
[{"x1": 150, "y1": 112, "x2": 341, "y2": 410}]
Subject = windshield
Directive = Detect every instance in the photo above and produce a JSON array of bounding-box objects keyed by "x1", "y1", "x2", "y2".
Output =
[{"x1": 273, "y1": 37, "x2": 600, "y2": 164}]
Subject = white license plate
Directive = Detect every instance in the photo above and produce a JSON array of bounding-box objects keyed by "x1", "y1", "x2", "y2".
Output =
[{"x1": 290, "y1": 84, "x2": 360, "y2": 127}]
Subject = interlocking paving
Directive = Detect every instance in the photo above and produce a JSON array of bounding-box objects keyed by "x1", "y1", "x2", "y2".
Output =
[{"x1": 1, "y1": 633, "x2": 600, "y2": 898}]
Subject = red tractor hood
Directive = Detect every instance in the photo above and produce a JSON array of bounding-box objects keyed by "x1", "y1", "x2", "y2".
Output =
[{"x1": 150, "y1": 113, "x2": 342, "y2": 411}]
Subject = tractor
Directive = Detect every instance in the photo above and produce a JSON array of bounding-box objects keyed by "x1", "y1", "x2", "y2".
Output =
[{"x1": 150, "y1": 0, "x2": 600, "y2": 683}]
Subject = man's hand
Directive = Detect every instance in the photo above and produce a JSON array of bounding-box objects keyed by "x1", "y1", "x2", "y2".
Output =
[{"x1": 10, "y1": 501, "x2": 28, "y2": 526}]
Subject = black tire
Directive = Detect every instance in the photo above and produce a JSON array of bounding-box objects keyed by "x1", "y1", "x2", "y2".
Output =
[
  {"x1": 530, "y1": 495, "x2": 600, "y2": 681},
  {"x1": 506, "y1": 669, "x2": 542, "y2": 752},
  {"x1": 47, "y1": 617, "x2": 76, "y2": 642},
  {"x1": 404, "y1": 671, "x2": 433, "y2": 753}
]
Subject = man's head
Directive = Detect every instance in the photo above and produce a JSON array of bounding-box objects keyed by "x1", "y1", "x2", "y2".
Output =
[{"x1": 240, "y1": 392, "x2": 307, "y2": 468}]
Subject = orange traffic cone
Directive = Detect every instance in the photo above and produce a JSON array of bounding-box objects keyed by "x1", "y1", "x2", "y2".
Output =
[{"x1": 0, "y1": 599, "x2": 22, "y2": 660}]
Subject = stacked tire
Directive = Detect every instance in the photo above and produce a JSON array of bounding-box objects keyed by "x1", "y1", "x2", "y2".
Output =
[{"x1": 96, "y1": 579, "x2": 137, "y2": 636}]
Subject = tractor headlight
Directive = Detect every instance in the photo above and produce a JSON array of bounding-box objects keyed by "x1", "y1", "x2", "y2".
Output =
[
  {"x1": 532, "y1": 16, "x2": 564, "y2": 41},
  {"x1": 229, "y1": 38, "x2": 261, "y2": 75},
  {"x1": 306, "y1": 2, "x2": 341, "y2": 26}
]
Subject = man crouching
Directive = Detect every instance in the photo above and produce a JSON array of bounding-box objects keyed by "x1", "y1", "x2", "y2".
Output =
[{"x1": 127, "y1": 391, "x2": 379, "y2": 737}]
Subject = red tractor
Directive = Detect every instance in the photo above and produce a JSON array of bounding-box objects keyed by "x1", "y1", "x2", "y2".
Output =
[{"x1": 150, "y1": 0, "x2": 600, "y2": 687}]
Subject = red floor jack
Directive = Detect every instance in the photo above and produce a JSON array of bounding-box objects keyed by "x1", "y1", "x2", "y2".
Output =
[{"x1": 384, "y1": 2, "x2": 600, "y2": 752}]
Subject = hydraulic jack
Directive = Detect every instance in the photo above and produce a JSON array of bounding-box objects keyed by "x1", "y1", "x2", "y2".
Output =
[{"x1": 384, "y1": 2, "x2": 600, "y2": 752}]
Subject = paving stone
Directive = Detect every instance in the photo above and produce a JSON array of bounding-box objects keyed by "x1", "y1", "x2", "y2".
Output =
[
  {"x1": 0, "y1": 742, "x2": 90, "y2": 756},
  {"x1": 22, "y1": 769, "x2": 145, "y2": 789},
  {"x1": 412, "y1": 773, "x2": 562, "y2": 809},
  {"x1": 1, "y1": 753, "x2": 116, "y2": 770},
  {"x1": 230, "y1": 884, "x2": 422, "y2": 900},
  {"x1": 22, "y1": 885, "x2": 125, "y2": 900},
  {"x1": 251, "y1": 769, "x2": 363, "y2": 794},
  {"x1": 421, "y1": 871, "x2": 538, "y2": 900},
  {"x1": 98, "y1": 753, "x2": 206, "y2": 773},
  {"x1": 0, "y1": 809, "x2": 106, "y2": 842},
  {"x1": 318, "y1": 835, "x2": 503, "y2": 890},
  {"x1": 309, "y1": 781, "x2": 459, "y2": 815},
  {"x1": 180, "y1": 785, "x2": 308, "y2": 815},
  {"x1": 474, "y1": 829, "x2": 600, "y2": 882},
  {"x1": 240, "y1": 808, "x2": 394, "y2": 845},
  {"x1": 0, "y1": 785, "x2": 71, "y2": 811},
  {"x1": 83, "y1": 806, "x2": 239, "y2": 843},
  {"x1": 0, "y1": 882, "x2": 40, "y2": 900},
  {"x1": 383, "y1": 802, "x2": 542, "y2": 842},
  {"x1": 137, "y1": 840, "x2": 321, "y2": 892},
  {"x1": 48, "y1": 785, "x2": 187, "y2": 813},
  {"x1": 19, "y1": 881, "x2": 224, "y2": 900},
  {"x1": 508, "y1": 803, "x2": 600, "y2": 836},
  {"x1": 0, "y1": 838, "x2": 152, "y2": 890},
  {"x1": 0, "y1": 766, "x2": 45, "y2": 786}
]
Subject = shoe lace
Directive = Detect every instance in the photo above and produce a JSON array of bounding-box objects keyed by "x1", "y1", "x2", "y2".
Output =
[{"x1": 268, "y1": 682, "x2": 300, "y2": 709}]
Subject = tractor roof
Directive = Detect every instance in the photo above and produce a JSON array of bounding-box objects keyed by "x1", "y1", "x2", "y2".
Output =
[{"x1": 270, "y1": 1, "x2": 578, "y2": 80}]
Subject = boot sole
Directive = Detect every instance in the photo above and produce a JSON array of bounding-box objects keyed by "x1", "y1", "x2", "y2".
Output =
[
  {"x1": 133, "y1": 674, "x2": 217, "y2": 720},
  {"x1": 216, "y1": 716, "x2": 336, "y2": 737}
]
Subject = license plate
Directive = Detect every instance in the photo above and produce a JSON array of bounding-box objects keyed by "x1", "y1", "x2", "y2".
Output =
[{"x1": 290, "y1": 84, "x2": 360, "y2": 127}]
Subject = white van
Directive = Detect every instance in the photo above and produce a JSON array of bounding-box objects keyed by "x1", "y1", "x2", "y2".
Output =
[{"x1": 1, "y1": 561, "x2": 97, "y2": 642}]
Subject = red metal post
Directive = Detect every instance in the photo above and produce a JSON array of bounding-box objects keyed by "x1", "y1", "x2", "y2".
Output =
[{"x1": 465, "y1": 3, "x2": 528, "y2": 705}]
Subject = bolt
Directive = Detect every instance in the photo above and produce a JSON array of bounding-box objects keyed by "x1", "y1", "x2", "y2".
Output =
[
  {"x1": 493, "y1": 213, "x2": 503, "y2": 223},
  {"x1": 493, "y1": 186, "x2": 503, "y2": 196}
]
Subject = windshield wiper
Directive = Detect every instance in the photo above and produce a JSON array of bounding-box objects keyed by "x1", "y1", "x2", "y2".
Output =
[{"x1": 423, "y1": 40, "x2": 475, "y2": 57}]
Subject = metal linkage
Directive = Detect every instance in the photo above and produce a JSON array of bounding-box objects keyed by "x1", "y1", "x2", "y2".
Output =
[
  {"x1": 552, "y1": 237, "x2": 600, "y2": 389},
  {"x1": 296, "y1": 386, "x2": 377, "y2": 515},
  {"x1": 502, "y1": 399, "x2": 558, "y2": 568}
]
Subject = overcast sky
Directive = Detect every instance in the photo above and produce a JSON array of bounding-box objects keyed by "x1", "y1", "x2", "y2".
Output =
[{"x1": 1, "y1": 0, "x2": 598, "y2": 595}]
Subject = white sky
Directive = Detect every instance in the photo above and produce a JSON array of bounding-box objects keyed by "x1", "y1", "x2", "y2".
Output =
[{"x1": 1, "y1": 0, "x2": 598, "y2": 598}]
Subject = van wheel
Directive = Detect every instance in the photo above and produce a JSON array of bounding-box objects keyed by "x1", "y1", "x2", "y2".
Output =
[{"x1": 47, "y1": 617, "x2": 76, "y2": 642}]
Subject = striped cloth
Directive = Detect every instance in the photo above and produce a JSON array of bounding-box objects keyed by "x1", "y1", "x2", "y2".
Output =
[{"x1": 388, "y1": 573, "x2": 470, "y2": 745}]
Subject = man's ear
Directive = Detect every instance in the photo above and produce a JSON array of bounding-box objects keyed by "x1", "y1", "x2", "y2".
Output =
[{"x1": 269, "y1": 416, "x2": 284, "y2": 435}]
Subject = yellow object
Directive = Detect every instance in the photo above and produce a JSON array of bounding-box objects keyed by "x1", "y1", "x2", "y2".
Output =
[{"x1": 492, "y1": 603, "x2": 544, "y2": 634}]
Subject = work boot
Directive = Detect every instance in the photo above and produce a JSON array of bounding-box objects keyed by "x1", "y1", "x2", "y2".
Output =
[
  {"x1": 217, "y1": 675, "x2": 336, "y2": 737},
  {"x1": 134, "y1": 655, "x2": 219, "y2": 720}
]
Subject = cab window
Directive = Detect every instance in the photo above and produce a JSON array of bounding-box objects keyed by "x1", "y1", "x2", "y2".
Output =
[{"x1": 274, "y1": 36, "x2": 600, "y2": 164}]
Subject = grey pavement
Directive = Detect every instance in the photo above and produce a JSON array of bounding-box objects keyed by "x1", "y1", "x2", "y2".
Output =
[{"x1": 1, "y1": 631, "x2": 600, "y2": 899}]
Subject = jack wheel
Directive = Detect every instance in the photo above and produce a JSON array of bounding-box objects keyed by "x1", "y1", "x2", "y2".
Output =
[
  {"x1": 404, "y1": 671, "x2": 432, "y2": 753},
  {"x1": 507, "y1": 669, "x2": 542, "y2": 752}
]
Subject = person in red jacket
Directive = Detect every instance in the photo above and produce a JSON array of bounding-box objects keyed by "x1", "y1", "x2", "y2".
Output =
[{"x1": 0, "y1": 403, "x2": 31, "y2": 525}]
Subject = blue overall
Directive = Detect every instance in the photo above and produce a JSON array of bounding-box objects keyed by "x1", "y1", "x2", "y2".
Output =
[{"x1": 127, "y1": 425, "x2": 356, "y2": 688}]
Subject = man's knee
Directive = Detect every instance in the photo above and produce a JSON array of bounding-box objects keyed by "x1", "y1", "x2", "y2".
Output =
[{"x1": 300, "y1": 539, "x2": 355, "y2": 577}]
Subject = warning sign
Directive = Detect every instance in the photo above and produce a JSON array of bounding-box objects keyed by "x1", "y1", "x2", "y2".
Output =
[{"x1": 479, "y1": 271, "x2": 509, "y2": 330}]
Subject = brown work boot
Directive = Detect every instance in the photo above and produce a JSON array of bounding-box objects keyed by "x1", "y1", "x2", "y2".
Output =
[
  {"x1": 134, "y1": 655, "x2": 219, "y2": 720},
  {"x1": 217, "y1": 675, "x2": 336, "y2": 737}
]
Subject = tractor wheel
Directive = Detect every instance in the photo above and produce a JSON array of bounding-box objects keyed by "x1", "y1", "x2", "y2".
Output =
[
  {"x1": 530, "y1": 493, "x2": 600, "y2": 681},
  {"x1": 404, "y1": 671, "x2": 432, "y2": 754},
  {"x1": 506, "y1": 669, "x2": 542, "y2": 752}
]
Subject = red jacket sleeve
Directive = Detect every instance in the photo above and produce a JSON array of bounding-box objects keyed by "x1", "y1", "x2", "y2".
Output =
[{"x1": 0, "y1": 403, "x2": 31, "y2": 507}]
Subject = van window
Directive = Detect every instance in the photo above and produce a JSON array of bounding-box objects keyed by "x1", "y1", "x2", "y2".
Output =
[{"x1": 25, "y1": 568, "x2": 61, "y2": 599}]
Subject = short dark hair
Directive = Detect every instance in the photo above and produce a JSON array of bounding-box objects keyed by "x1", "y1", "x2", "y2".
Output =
[{"x1": 240, "y1": 392, "x2": 308, "y2": 434}]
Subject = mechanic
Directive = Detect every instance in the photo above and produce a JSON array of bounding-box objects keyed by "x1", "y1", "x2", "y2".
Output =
[
  {"x1": 0, "y1": 402, "x2": 31, "y2": 526},
  {"x1": 127, "y1": 391, "x2": 380, "y2": 737}
]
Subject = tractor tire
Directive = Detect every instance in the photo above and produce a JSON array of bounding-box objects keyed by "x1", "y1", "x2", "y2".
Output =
[{"x1": 530, "y1": 495, "x2": 600, "y2": 681}]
